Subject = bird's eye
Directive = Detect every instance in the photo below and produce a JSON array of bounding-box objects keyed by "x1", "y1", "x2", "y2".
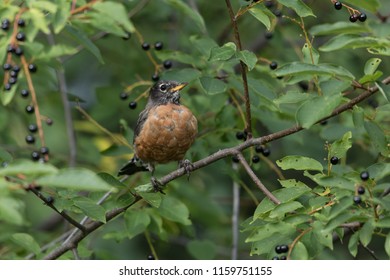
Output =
[{"x1": 160, "y1": 84, "x2": 167, "y2": 92}]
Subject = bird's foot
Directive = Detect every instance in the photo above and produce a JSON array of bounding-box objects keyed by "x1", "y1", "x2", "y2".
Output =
[
  {"x1": 151, "y1": 177, "x2": 165, "y2": 194},
  {"x1": 179, "y1": 159, "x2": 194, "y2": 180}
]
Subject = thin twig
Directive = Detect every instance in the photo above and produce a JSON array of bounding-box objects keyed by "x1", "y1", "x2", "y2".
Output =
[
  {"x1": 225, "y1": 0, "x2": 252, "y2": 138},
  {"x1": 236, "y1": 152, "x2": 280, "y2": 205}
]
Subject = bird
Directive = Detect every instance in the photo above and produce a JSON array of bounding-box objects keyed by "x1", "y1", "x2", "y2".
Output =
[{"x1": 118, "y1": 80, "x2": 198, "y2": 192}]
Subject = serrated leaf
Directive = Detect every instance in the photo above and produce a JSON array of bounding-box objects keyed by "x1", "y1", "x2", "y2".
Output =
[
  {"x1": 385, "y1": 232, "x2": 390, "y2": 257},
  {"x1": 319, "y1": 34, "x2": 390, "y2": 52},
  {"x1": 275, "y1": 62, "x2": 355, "y2": 81},
  {"x1": 236, "y1": 50, "x2": 257, "y2": 71},
  {"x1": 199, "y1": 77, "x2": 227, "y2": 95},
  {"x1": 11, "y1": 233, "x2": 41, "y2": 255},
  {"x1": 0, "y1": 160, "x2": 58, "y2": 177},
  {"x1": 93, "y1": 2, "x2": 135, "y2": 33},
  {"x1": 364, "y1": 121, "x2": 389, "y2": 156},
  {"x1": 279, "y1": 179, "x2": 309, "y2": 188},
  {"x1": 29, "y1": 8, "x2": 50, "y2": 34},
  {"x1": 249, "y1": 6, "x2": 274, "y2": 30},
  {"x1": 124, "y1": 209, "x2": 150, "y2": 239},
  {"x1": 35, "y1": 168, "x2": 114, "y2": 192},
  {"x1": 290, "y1": 241, "x2": 309, "y2": 260},
  {"x1": 187, "y1": 240, "x2": 217, "y2": 260},
  {"x1": 310, "y1": 22, "x2": 370, "y2": 36},
  {"x1": 296, "y1": 94, "x2": 344, "y2": 128},
  {"x1": 359, "y1": 220, "x2": 374, "y2": 247},
  {"x1": 158, "y1": 196, "x2": 191, "y2": 225},
  {"x1": 278, "y1": 0, "x2": 315, "y2": 17},
  {"x1": 65, "y1": 25, "x2": 104, "y2": 64},
  {"x1": 364, "y1": 58, "x2": 382, "y2": 75},
  {"x1": 73, "y1": 197, "x2": 106, "y2": 223},
  {"x1": 276, "y1": 156, "x2": 323, "y2": 171},
  {"x1": 164, "y1": 0, "x2": 206, "y2": 33},
  {"x1": 269, "y1": 201, "x2": 303, "y2": 219},
  {"x1": 138, "y1": 191, "x2": 162, "y2": 208},
  {"x1": 329, "y1": 131, "x2": 352, "y2": 159},
  {"x1": 246, "y1": 222, "x2": 296, "y2": 242},
  {"x1": 348, "y1": 231, "x2": 359, "y2": 257},
  {"x1": 209, "y1": 42, "x2": 236, "y2": 61}
]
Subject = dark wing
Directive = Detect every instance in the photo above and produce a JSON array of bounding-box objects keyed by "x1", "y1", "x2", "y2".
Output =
[
  {"x1": 133, "y1": 108, "x2": 149, "y2": 143},
  {"x1": 117, "y1": 157, "x2": 149, "y2": 176}
]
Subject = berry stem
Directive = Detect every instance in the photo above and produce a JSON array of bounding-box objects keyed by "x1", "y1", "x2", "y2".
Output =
[
  {"x1": 144, "y1": 230, "x2": 159, "y2": 260},
  {"x1": 287, "y1": 227, "x2": 312, "y2": 260},
  {"x1": 133, "y1": 29, "x2": 160, "y2": 73},
  {"x1": 225, "y1": 0, "x2": 253, "y2": 138},
  {"x1": 20, "y1": 55, "x2": 48, "y2": 160}
]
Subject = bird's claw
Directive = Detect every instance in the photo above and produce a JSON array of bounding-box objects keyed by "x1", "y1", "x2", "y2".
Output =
[
  {"x1": 179, "y1": 159, "x2": 194, "y2": 180},
  {"x1": 151, "y1": 177, "x2": 165, "y2": 194}
]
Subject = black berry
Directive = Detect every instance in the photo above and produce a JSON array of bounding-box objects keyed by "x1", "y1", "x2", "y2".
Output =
[
  {"x1": 25, "y1": 135, "x2": 35, "y2": 144},
  {"x1": 349, "y1": 14, "x2": 358, "y2": 22},
  {"x1": 142, "y1": 42, "x2": 150, "y2": 50},
  {"x1": 273, "y1": 10, "x2": 282, "y2": 17},
  {"x1": 14, "y1": 47, "x2": 23, "y2": 56},
  {"x1": 120, "y1": 92, "x2": 128, "y2": 100},
  {"x1": 232, "y1": 155, "x2": 239, "y2": 163},
  {"x1": 31, "y1": 151, "x2": 40, "y2": 161},
  {"x1": 28, "y1": 64, "x2": 37, "y2": 72},
  {"x1": 255, "y1": 145, "x2": 264, "y2": 153},
  {"x1": 353, "y1": 195, "x2": 362, "y2": 204},
  {"x1": 28, "y1": 124, "x2": 38, "y2": 133},
  {"x1": 10, "y1": 70, "x2": 18, "y2": 78},
  {"x1": 40, "y1": 146, "x2": 49, "y2": 155},
  {"x1": 280, "y1": 244, "x2": 289, "y2": 253},
  {"x1": 262, "y1": 147, "x2": 271, "y2": 157},
  {"x1": 280, "y1": 255, "x2": 287, "y2": 260},
  {"x1": 252, "y1": 155, "x2": 260, "y2": 163},
  {"x1": 265, "y1": 1, "x2": 274, "y2": 8},
  {"x1": 3, "y1": 63, "x2": 12, "y2": 71},
  {"x1": 272, "y1": 256, "x2": 279, "y2": 260},
  {"x1": 330, "y1": 156, "x2": 339, "y2": 165},
  {"x1": 357, "y1": 186, "x2": 365, "y2": 195},
  {"x1": 275, "y1": 245, "x2": 283, "y2": 254},
  {"x1": 151, "y1": 74, "x2": 159, "y2": 81},
  {"x1": 163, "y1": 60, "x2": 172, "y2": 69},
  {"x1": 21, "y1": 89, "x2": 29, "y2": 98},
  {"x1": 12, "y1": 65, "x2": 20, "y2": 72},
  {"x1": 7, "y1": 45, "x2": 15, "y2": 53},
  {"x1": 360, "y1": 171, "x2": 369, "y2": 181},
  {"x1": 358, "y1": 13, "x2": 367, "y2": 22},
  {"x1": 26, "y1": 105, "x2": 34, "y2": 114},
  {"x1": 46, "y1": 118, "x2": 53, "y2": 126},
  {"x1": 334, "y1": 1, "x2": 342, "y2": 10},
  {"x1": 147, "y1": 255, "x2": 155, "y2": 260},
  {"x1": 154, "y1": 41, "x2": 163, "y2": 50},
  {"x1": 270, "y1": 61, "x2": 278, "y2": 70},
  {"x1": 236, "y1": 131, "x2": 246, "y2": 140},
  {"x1": 4, "y1": 83, "x2": 12, "y2": 91},
  {"x1": 46, "y1": 196, "x2": 54, "y2": 203},
  {"x1": 1, "y1": 19, "x2": 10, "y2": 30},
  {"x1": 17, "y1": 18, "x2": 26, "y2": 27},
  {"x1": 129, "y1": 101, "x2": 137, "y2": 109},
  {"x1": 8, "y1": 77, "x2": 17, "y2": 84},
  {"x1": 16, "y1": 32, "x2": 26, "y2": 41},
  {"x1": 265, "y1": 32, "x2": 273, "y2": 39}
]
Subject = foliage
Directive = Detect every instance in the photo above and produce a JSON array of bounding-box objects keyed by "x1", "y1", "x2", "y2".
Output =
[{"x1": 0, "y1": 0, "x2": 389, "y2": 260}]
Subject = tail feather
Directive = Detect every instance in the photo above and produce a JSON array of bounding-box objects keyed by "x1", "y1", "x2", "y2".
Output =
[{"x1": 118, "y1": 158, "x2": 149, "y2": 176}]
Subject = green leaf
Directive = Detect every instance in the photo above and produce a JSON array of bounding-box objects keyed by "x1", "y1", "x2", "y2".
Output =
[
  {"x1": 359, "y1": 220, "x2": 374, "y2": 247},
  {"x1": 368, "y1": 47, "x2": 390, "y2": 56},
  {"x1": 246, "y1": 222, "x2": 296, "y2": 242},
  {"x1": 11, "y1": 233, "x2": 41, "y2": 255},
  {"x1": 364, "y1": 121, "x2": 389, "y2": 157},
  {"x1": 364, "y1": 58, "x2": 382, "y2": 75},
  {"x1": 276, "y1": 156, "x2": 323, "y2": 171},
  {"x1": 375, "y1": 81, "x2": 390, "y2": 102},
  {"x1": 1, "y1": 82, "x2": 17, "y2": 106},
  {"x1": 0, "y1": 148, "x2": 12, "y2": 162},
  {"x1": 98, "y1": 172, "x2": 127, "y2": 189},
  {"x1": 209, "y1": 42, "x2": 236, "y2": 61},
  {"x1": 124, "y1": 209, "x2": 151, "y2": 239},
  {"x1": 154, "y1": 50, "x2": 198, "y2": 66},
  {"x1": 250, "y1": 233, "x2": 290, "y2": 256},
  {"x1": 359, "y1": 71, "x2": 383, "y2": 84},
  {"x1": 324, "y1": 212, "x2": 354, "y2": 232},
  {"x1": 93, "y1": 2, "x2": 135, "y2": 33},
  {"x1": 313, "y1": 221, "x2": 333, "y2": 250},
  {"x1": 28, "y1": 8, "x2": 50, "y2": 34},
  {"x1": 88, "y1": 12, "x2": 128, "y2": 37},
  {"x1": 53, "y1": 0, "x2": 70, "y2": 33},
  {"x1": 310, "y1": 22, "x2": 370, "y2": 36},
  {"x1": 158, "y1": 196, "x2": 191, "y2": 225},
  {"x1": 329, "y1": 131, "x2": 352, "y2": 159},
  {"x1": 236, "y1": 50, "x2": 257, "y2": 71},
  {"x1": 296, "y1": 93, "x2": 344, "y2": 128},
  {"x1": 319, "y1": 34, "x2": 390, "y2": 52},
  {"x1": 352, "y1": 106, "x2": 364, "y2": 127},
  {"x1": 275, "y1": 62, "x2": 355, "y2": 81},
  {"x1": 0, "y1": 197, "x2": 24, "y2": 225},
  {"x1": 28, "y1": 1, "x2": 58, "y2": 13},
  {"x1": 199, "y1": 77, "x2": 227, "y2": 95},
  {"x1": 269, "y1": 201, "x2": 303, "y2": 219},
  {"x1": 278, "y1": 179, "x2": 309, "y2": 188},
  {"x1": 274, "y1": 91, "x2": 310, "y2": 106},
  {"x1": 344, "y1": 0, "x2": 380, "y2": 13},
  {"x1": 385, "y1": 232, "x2": 390, "y2": 257},
  {"x1": 277, "y1": 0, "x2": 315, "y2": 17},
  {"x1": 164, "y1": 0, "x2": 206, "y2": 33},
  {"x1": 304, "y1": 172, "x2": 355, "y2": 191},
  {"x1": 73, "y1": 197, "x2": 106, "y2": 223},
  {"x1": 302, "y1": 43, "x2": 319, "y2": 65},
  {"x1": 290, "y1": 241, "x2": 309, "y2": 260},
  {"x1": 35, "y1": 45, "x2": 78, "y2": 60},
  {"x1": 253, "y1": 198, "x2": 276, "y2": 219},
  {"x1": 375, "y1": 217, "x2": 390, "y2": 228},
  {"x1": 187, "y1": 240, "x2": 217, "y2": 260},
  {"x1": 35, "y1": 168, "x2": 114, "y2": 192},
  {"x1": 0, "y1": 160, "x2": 58, "y2": 177},
  {"x1": 367, "y1": 162, "x2": 390, "y2": 181},
  {"x1": 248, "y1": 5, "x2": 274, "y2": 30},
  {"x1": 138, "y1": 191, "x2": 162, "y2": 208},
  {"x1": 348, "y1": 231, "x2": 359, "y2": 257},
  {"x1": 65, "y1": 25, "x2": 104, "y2": 64},
  {"x1": 160, "y1": 68, "x2": 201, "y2": 83}
]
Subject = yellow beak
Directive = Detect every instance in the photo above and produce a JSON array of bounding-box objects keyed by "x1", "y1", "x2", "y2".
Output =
[{"x1": 170, "y1": 82, "x2": 188, "y2": 92}]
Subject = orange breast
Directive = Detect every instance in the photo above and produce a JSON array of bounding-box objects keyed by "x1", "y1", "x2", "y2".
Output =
[{"x1": 134, "y1": 104, "x2": 198, "y2": 164}]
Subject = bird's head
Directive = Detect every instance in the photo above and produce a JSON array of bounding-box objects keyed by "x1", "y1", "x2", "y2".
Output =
[{"x1": 148, "y1": 80, "x2": 188, "y2": 106}]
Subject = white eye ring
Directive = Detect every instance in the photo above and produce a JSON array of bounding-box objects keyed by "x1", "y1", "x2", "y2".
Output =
[{"x1": 160, "y1": 84, "x2": 168, "y2": 92}]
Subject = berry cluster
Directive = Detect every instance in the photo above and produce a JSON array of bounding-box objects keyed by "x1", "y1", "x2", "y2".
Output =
[
  {"x1": 272, "y1": 244, "x2": 289, "y2": 260},
  {"x1": 353, "y1": 171, "x2": 369, "y2": 204},
  {"x1": 333, "y1": 1, "x2": 367, "y2": 22}
]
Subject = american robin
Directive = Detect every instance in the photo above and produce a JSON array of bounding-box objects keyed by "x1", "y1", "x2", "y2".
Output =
[{"x1": 118, "y1": 80, "x2": 198, "y2": 190}]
